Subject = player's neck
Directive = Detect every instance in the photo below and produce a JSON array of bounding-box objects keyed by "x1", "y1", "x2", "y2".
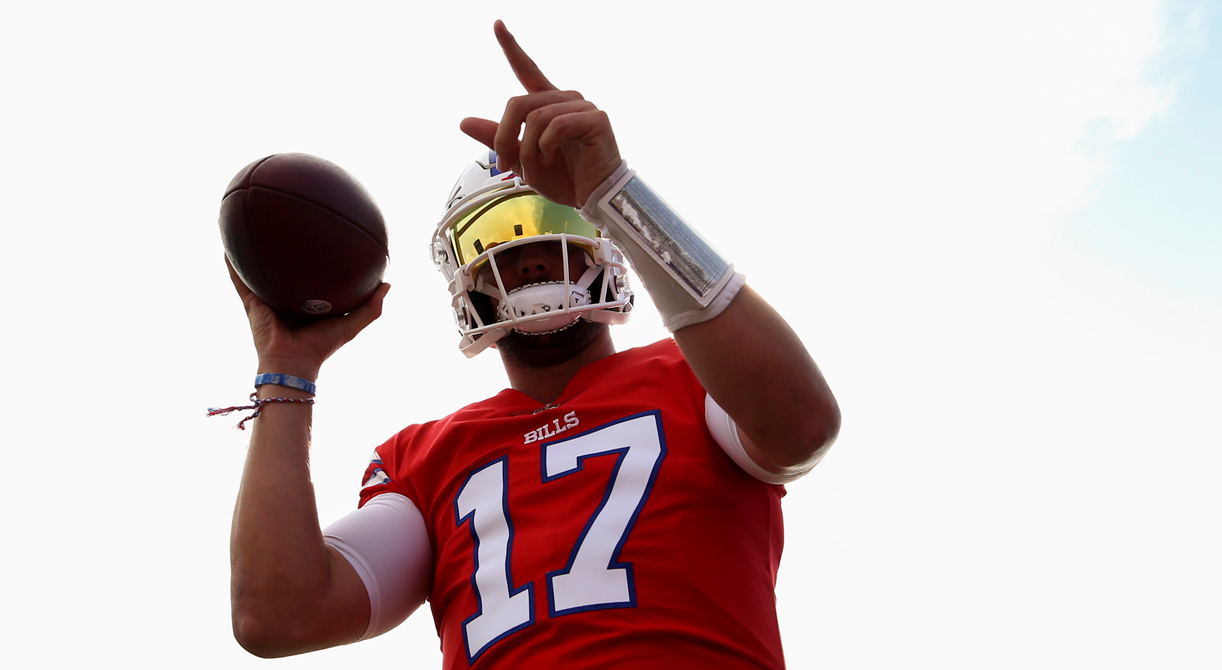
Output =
[{"x1": 498, "y1": 327, "x2": 617, "y2": 405}]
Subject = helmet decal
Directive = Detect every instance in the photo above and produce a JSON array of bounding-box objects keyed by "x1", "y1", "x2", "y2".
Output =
[{"x1": 486, "y1": 151, "x2": 505, "y2": 177}]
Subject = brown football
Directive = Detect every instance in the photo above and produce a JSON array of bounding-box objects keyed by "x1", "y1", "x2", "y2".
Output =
[{"x1": 220, "y1": 153, "x2": 388, "y2": 318}]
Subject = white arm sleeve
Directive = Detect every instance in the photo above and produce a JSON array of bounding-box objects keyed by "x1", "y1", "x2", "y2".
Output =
[
  {"x1": 705, "y1": 394, "x2": 816, "y2": 485},
  {"x1": 322, "y1": 493, "x2": 433, "y2": 641}
]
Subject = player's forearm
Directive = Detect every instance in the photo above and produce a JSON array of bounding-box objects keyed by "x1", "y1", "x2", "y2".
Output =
[
  {"x1": 229, "y1": 384, "x2": 358, "y2": 656},
  {"x1": 577, "y1": 165, "x2": 839, "y2": 470},
  {"x1": 674, "y1": 285, "x2": 840, "y2": 472}
]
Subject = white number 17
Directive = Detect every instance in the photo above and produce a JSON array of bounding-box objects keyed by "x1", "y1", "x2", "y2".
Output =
[{"x1": 454, "y1": 412, "x2": 667, "y2": 663}]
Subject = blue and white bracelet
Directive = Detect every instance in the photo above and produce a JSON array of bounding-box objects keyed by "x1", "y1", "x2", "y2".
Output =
[{"x1": 254, "y1": 373, "x2": 317, "y2": 395}]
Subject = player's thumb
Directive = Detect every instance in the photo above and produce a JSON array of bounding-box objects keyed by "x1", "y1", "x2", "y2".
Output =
[
  {"x1": 459, "y1": 118, "x2": 498, "y2": 150},
  {"x1": 341, "y1": 283, "x2": 391, "y2": 341}
]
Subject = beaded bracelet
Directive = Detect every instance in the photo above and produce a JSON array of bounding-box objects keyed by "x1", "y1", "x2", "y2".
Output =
[{"x1": 207, "y1": 393, "x2": 315, "y2": 430}]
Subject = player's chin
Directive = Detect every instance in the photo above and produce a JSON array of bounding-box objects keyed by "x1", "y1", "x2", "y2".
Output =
[{"x1": 498, "y1": 319, "x2": 608, "y2": 368}]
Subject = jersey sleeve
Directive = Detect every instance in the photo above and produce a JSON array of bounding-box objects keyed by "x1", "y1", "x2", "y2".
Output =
[
  {"x1": 358, "y1": 431, "x2": 423, "y2": 509},
  {"x1": 324, "y1": 427, "x2": 437, "y2": 640}
]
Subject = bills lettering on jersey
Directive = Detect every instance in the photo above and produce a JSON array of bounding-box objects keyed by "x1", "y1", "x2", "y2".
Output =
[{"x1": 523, "y1": 410, "x2": 579, "y2": 444}]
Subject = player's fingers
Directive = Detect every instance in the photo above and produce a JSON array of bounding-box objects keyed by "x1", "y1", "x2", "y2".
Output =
[
  {"x1": 460, "y1": 117, "x2": 499, "y2": 150},
  {"x1": 225, "y1": 255, "x2": 261, "y2": 316},
  {"x1": 494, "y1": 20, "x2": 557, "y2": 93},
  {"x1": 539, "y1": 110, "x2": 621, "y2": 205},
  {"x1": 339, "y1": 283, "x2": 391, "y2": 343},
  {"x1": 521, "y1": 100, "x2": 603, "y2": 168},
  {"x1": 226, "y1": 256, "x2": 249, "y2": 296},
  {"x1": 537, "y1": 109, "x2": 615, "y2": 159},
  {"x1": 495, "y1": 90, "x2": 585, "y2": 173}
]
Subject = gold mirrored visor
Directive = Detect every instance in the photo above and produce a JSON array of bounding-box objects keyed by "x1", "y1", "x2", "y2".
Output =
[{"x1": 449, "y1": 193, "x2": 601, "y2": 267}]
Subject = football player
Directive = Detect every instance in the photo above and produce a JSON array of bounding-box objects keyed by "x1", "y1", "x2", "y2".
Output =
[{"x1": 228, "y1": 20, "x2": 840, "y2": 669}]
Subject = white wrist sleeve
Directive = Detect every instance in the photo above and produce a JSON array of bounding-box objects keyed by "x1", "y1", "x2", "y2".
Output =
[
  {"x1": 705, "y1": 394, "x2": 815, "y2": 485},
  {"x1": 323, "y1": 493, "x2": 433, "y2": 640},
  {"x1": 581, "y1": 161, "x2": 745, "y2": 332}
]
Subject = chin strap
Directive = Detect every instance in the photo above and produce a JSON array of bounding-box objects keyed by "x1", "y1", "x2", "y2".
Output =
[{"x1": 580, "y1": 161, "x2": 745, "y2": 332}]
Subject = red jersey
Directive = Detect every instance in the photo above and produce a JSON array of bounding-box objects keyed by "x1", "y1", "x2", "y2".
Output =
[{"x1": 360, "y1": 339, "x2": 787, "y2": 669}]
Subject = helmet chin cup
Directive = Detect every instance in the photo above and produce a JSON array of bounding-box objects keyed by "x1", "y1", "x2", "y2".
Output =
[{"x1": 496, "y1": 282, "x2": 591, "y2": 333}]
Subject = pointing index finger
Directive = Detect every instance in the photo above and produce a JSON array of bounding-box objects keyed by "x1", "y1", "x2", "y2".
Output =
[{"x1": 494, "y1": 20, "x2": 557, "y2": 93}]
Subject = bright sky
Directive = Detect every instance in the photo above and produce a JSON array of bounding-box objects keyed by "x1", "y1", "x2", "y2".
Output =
[{"x1": 2, "y1": 1, "x2": 1218, "y2": 667}]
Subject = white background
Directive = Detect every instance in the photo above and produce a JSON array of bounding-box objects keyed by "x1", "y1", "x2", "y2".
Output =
[{"x1": 1, "y1": 1, "x2": 1218, "y2": 667}]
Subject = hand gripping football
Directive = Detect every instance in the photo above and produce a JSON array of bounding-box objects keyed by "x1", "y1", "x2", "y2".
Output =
[{"x1": 220, "y1": 153, "x2": 389, "y2": 318}]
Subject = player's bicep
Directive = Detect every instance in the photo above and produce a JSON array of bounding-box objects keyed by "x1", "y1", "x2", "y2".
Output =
[
  {"x1": 705, "y1": 394, "x2": 821, "y2": 484},
  {"x1": 323, "y1": 493, "x2": 433, "y2": 640}
]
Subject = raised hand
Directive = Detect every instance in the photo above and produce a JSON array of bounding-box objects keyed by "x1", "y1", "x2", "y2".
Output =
[
  {"x1": 227, "y1": 257, "x2": 389, "y2": 381},
  {"x1": 459, "y1": 20, "x2": 622, "y2": 208}
]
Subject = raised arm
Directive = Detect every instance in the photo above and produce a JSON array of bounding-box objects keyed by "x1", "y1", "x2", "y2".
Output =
[
  {"x1": 462, "y1": 22, "x2": 840, "y2": 477},
  {"x1": 672, "y1": 286, "x2": 840, "y2": 475},
  {"x1": 226, "y1": 259, "x2": 388, "y2": 656}
]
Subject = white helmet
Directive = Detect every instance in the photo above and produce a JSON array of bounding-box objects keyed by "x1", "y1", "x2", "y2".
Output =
[{"x1": 431, "y1": 150, "x2": 633, "y2": 357}]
